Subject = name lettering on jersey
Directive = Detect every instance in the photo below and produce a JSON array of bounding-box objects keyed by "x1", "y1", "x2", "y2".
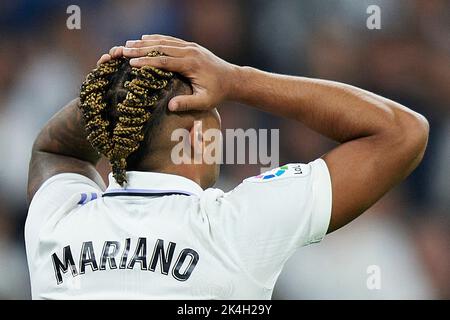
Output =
[{"x1": 51, "y1": 238, "x2": 199, "y2": 285}]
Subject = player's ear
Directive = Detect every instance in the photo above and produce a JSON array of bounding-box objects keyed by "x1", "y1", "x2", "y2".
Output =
[{"x1": 189, "y1": 120, "x2": 204, "y2": 162}]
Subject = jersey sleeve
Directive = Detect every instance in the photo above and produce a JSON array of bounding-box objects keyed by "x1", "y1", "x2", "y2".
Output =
[
  {"x1": 213, "y1": 158, "x2": 332, "y2": 288},
  {"x1": 25, "y1": 173, "x2": 102, "y2": 255}
]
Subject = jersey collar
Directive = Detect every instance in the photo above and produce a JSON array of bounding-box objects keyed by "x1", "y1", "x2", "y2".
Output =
[{"x1": 103, "y1": 171, "x2": 204, "y2": 197}]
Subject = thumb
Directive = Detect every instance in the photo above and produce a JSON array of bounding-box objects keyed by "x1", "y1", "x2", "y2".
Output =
[{"x1": 168, "y1": 94, "x2": 209, "y2": 112}]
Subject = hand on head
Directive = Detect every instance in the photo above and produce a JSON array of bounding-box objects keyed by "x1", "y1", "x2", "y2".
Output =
[
  {"x1": 96, "y1": 46, "x2": 124, "y2": 66},
  {"x1": 96, "y1": 34, "x2": 237, "y2": 113}
]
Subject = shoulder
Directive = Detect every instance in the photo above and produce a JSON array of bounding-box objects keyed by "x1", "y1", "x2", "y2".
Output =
[{"x1": 25, "y1": 173, "x2": 102, "y2": 254}]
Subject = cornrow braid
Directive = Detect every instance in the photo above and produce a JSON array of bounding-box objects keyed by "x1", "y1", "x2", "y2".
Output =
[
  {"x1": 79, "y1": 51, "x2": 174, "y2": 186},
  {"x1": 79, "y1": 59, "x2": 120, "y2": 157}
]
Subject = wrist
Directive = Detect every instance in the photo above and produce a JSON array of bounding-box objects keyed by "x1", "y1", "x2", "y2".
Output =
[{"x1": 225, "y1": 64, "x2": 252, "y2": 103}]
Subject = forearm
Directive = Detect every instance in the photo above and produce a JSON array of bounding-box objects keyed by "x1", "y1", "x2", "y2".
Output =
[
  {"x1": 122, "y1": 36, "x2": 427, "y2": 142},
  {"x1": 229, "y1": 66, "x2": 429, "y2": 232},
  {"x1": 32, "y1": 98, "x2": 100, "y2": 164},
  {"x1": 231, "y1": 66, "x2": 427, "y2": 143},
  {"x1": 119, "y1": 35, "x2": 430, "y2": 233},
  {"x1": 28, "y1": 98, "x2": 104, "y2": 202}
]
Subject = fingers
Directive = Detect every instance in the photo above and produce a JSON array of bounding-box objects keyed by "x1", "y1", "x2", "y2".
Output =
[
  {"x1": 129, "y1": 55, "x2": 189, "y2": 72},
  {"x1": 126, "y1": 39, "x2": 190, "y2": 49},
  {"x1": 168, "y1": 94, "x2": 209, "y2": 112},
  {"x1": 96, "y1": 54, "x2": 111, "y2": 66},
  {"x1": 141, "y1": 34, "x2": 187, "y2": 43},
  {"x1": 123, "y1": 45, "x2": 191, "y2": 58},
  {"x1": 97, "y1": 35, "x2": 193, "y2": 67},
  {"x1": 96, "y1": 46, "x2": 124, "y2": 66},
  {"x1": 109, "y1": 46, "x2": 124, "y2": 58}
]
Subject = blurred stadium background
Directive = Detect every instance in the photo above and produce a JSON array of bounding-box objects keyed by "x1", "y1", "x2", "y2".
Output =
[{"x1": 0, "y1": 0, "x2": 449, "y2": 299}]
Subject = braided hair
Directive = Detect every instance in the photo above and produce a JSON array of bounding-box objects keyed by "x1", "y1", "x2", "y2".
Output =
[{"x1": 79, "y1": 52, "x2": 174, "y2": 186}]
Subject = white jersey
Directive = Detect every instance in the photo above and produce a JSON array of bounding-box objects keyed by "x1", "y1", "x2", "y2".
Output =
[{"x1": 25, "y1": 159, "x2": 332, "y2": 299}]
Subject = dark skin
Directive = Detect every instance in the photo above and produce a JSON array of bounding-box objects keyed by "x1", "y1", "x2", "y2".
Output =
[
  {"x1": 27, "y1": 98, "x2": 105, "y2": 203},
  {"x1": 29, "y1": 34, "x2": 429, "y2": 235},
  {"x1": 28, "y1": 89, "x2": 220, "y2": 204},
  {"x1": 120, "y1": 34, "x2": 429, "y2": 233}
]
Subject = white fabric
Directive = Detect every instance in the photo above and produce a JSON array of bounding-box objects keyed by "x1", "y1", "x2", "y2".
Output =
[{"x1": 25, "y1": 159, "x2": 332, "y2": 299}]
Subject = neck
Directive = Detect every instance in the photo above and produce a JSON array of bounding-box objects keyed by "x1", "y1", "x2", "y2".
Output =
[
  {"x1": 134, "y1": 161, "x2": 205, "y2": 189},
  {"x1": 159, "y1": 164, "x2": 204, "y2": 188}
]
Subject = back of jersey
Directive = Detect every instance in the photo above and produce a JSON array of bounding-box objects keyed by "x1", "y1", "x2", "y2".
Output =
[{"x1": 26, "y1": 161, "x2": 332, "y2": 299}]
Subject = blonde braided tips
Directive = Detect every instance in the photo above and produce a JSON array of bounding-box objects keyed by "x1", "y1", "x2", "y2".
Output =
[{"x1": 79, "y1": 52, "x2": 174, "y2": 186}]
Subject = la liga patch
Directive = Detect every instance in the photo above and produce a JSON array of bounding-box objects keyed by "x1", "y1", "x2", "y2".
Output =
[{"x1": 244, "y1": 163, "x2": 309, "y2": 183}]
